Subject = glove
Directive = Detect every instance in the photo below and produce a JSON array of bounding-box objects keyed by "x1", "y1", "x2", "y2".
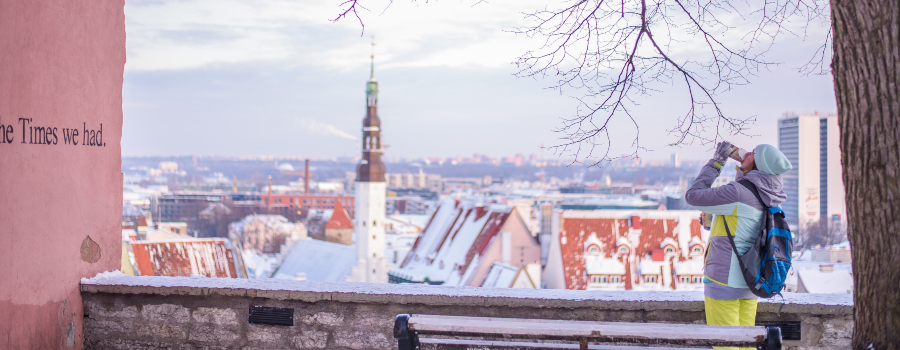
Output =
[{"x1": 712, "y1": 141, "x2": 732, "y2": 167}]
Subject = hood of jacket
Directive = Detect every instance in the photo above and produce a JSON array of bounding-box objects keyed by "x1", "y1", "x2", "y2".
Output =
[{"x1": 736, "y1": 170, "x2": 787, "y2": 207}]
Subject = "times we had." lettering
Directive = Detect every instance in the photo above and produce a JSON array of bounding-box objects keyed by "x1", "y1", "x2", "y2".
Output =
[{"x1": 0, "y1": 116, "x2": 105, "y2": 147}]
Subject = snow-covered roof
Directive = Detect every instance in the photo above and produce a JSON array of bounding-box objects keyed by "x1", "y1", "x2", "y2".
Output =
[
  {"x1": 230, "y1": 214, "x2": 295, "y2": 234},
  {"x1": 585, "y1": 256, "x2": 626, "y2": 275},
  {"x1": 798, "y1": 268, "x2": 853, "y2": 294},
  {"x1": 389, "y1": 199, "x2": 519, "y2": 286},
  {"x1": 688, "y1": 236, "x2": 704, "y2": 248},
  {"x1": 147, "y1": 228, "x2": 193, "y2": 241},
  {"x1": 556, "y1": 209, "x2": 706, "y2": 290},
  {"x1": 673, "y1": 259, "x2": 704, "y2": 275},
  {"x1": 659, "y1": 237, "x2": 678, "y2": 249},
  {"x1": 480, "y1": 262, "x2": 518, "y2": 288},
  {"x1": 277, "y1": 163, "x2": 295, "y2": 172},
  {"x1": 584, "y1": 233, "x2": 604, "y2": 252},
  {"x1": 131, "y1": 239, "x2": 240, "y2": 278},
  {"x1": 639, "y1": 259, "x2": 667, "y2": 275},
  {"x1": 271, "y1": 239, "x2": 355, "y2": 282}
]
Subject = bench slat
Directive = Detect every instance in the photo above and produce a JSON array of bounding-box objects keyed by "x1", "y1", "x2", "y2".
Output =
[
  {"x1": 409, "y1": 314, "x2": 767, "y2": 343},
  {"x1": 418, "y1": 338, "x2": 716, "y2": 350}
]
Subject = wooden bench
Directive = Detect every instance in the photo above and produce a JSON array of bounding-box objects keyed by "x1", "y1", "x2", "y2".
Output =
[{"x1": 393, "y1": 314, "x2": 782, "y2": 350}]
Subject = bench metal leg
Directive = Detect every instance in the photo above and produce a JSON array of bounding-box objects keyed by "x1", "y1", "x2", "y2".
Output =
[
  {"x1": 394, "y1": 314, "x2": 419, "y2": 350},
  {"x1": 762, "y1": 326, "x2": 782, "y2": 350}
]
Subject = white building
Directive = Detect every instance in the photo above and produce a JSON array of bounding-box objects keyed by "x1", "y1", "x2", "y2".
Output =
[
  {"x1": 778, "y1": 113, "x2": 845, "y2": 228},
  {"x1": 351, "y1": 55, "x2": 389, "y2": 283}
]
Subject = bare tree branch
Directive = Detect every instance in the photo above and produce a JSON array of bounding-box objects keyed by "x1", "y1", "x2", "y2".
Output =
[{"x1": 333, "y1": 0, "x2": 831, "y2": 165}]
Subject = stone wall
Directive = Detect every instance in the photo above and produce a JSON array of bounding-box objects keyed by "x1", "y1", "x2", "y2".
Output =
[{"x1": 81, "y1": 275, "x2": 852, "y2": 349}]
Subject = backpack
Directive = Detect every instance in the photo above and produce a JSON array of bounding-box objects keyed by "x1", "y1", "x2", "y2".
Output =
[{"x1": 722, "y1": 180, "x2": 793, "y2": 298}]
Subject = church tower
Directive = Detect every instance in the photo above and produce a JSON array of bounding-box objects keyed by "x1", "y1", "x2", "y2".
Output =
[{"x1": 353, "y1": 44, "x2": 388, "y2": 283}]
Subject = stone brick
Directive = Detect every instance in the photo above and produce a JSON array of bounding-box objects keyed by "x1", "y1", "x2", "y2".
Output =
[
  {"x1": 291, "y1": 330, "x2": 329, "y2": 349},
  {"x1": 84, "y1": 319, "x2": 130, "y2": 337},
  {"x1": 333, "y1": 330, "x2": 390, "y2": 349},
  {"x1": 192, "y1": 307, "x2": 238, "y2": 326},
  {"x1": 84, "y1": 301, "x2": 138, "y2": 318},
  {"x1": 821, "y1": 317, "x2": 853, "y2": 346},
  {"x1": 90, "y1": 339, "x2": 193, "y2": 350},
  {"x1": 300, "y1": 312, "x2": 344, "y2": 327},
  {"x1": 189, "y1": 326, "x2": 240, "y2": 344},
  {"x1": 136, "y1": 324, "x2": 186, "y2": 341},
  {"x1": 142, "y1": 304, "x2": 190, "y2": 323},
  {"x1": 247, "y1": 326, "x2": 283, "y2": 344}
]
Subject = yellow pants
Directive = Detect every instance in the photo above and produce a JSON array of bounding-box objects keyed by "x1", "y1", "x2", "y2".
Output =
[{"x1": 704, "y1": 296, "x2": 758, "y2": 350}]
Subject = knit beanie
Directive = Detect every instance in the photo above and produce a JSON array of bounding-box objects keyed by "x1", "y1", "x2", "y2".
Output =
[{"x1": 754, "y1": 144, "x2": 792, "y2": 175}]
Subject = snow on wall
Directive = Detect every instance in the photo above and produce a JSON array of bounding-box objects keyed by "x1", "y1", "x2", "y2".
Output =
[{"x1": 80, "y1": 274, "x2": 852, "y2": 308}]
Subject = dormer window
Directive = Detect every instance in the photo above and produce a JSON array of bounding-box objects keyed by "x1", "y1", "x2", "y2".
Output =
[
  {"x1": 692, "y1": 246, "x2": 703, "y2": 254},
  {"x1": 664, "y1": 246, "x2": 675, "y2": 254},
  {"x1": 587, "y1": 245, "x2": 600, "y2": 254},
  {"x1": 617, "y1": 246, "x2": 629, "y2": 255}
]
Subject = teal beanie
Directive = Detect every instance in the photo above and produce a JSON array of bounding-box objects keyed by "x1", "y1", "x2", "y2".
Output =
[{"x1": 754, "y1": 144, "x2": 792, "y2": 175}]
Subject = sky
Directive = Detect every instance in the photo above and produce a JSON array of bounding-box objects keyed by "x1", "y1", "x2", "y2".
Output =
[{"x1": 122, "y1": 0, "x2": 837, "y2": 162}]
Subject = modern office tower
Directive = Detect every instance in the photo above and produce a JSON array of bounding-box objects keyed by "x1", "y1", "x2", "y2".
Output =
[
  {"x1": 777, "y1": 113, "x2": 845, "y2": 229},
  {"x1": 353, "y1": 51, "x2": 389, "y2": 283},
  {"x1": 671, "y1": 153, "x2": 682, "y2": 168}
]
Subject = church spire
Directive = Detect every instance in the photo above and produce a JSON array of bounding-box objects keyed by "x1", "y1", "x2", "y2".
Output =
[
  {"x1": 370, "y1": 35, "x2": 375, "y2": 79},
  {"x1": 366, "y1": 36, "x2": 378, "y2": 107},
  {"x1": 357, "y1": 37, "x2": 385, "y2": 183}
]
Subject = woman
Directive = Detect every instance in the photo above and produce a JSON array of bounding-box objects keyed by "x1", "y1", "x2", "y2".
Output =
[{"x1": 685, "y1": 142, "x2": 792, "y2": 335}]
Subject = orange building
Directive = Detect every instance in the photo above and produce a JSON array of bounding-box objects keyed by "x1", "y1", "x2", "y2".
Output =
[{"x1": 261, "y1": 194, "x2": 355, "y2": 217}]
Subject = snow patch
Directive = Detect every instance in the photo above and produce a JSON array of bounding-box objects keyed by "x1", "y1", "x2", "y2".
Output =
[{"x1": 81, "y1": 270, "x2": 126, "y2": 283}]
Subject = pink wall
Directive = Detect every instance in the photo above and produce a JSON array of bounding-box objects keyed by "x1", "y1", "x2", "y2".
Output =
[
  {"x1": 467, "y1": 209, "x2": 542, "y2": 287},
  {"x1": 0, "y1": 0, "x2": 125, "y2": 348}
]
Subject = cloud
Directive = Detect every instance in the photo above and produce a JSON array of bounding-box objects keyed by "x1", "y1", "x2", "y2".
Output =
[
  {"x1": 123, "y1": 0, "x2": 547, "y2": 71},
  {"x1": 298, "y1": 119, "x2": 357, "y2": 140}
]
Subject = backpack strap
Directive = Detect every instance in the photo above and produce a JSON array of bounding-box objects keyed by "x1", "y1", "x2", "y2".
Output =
[
  {"x1": 737, "y1": 180, "x2": 767, "y2": 210},
  {"x1": 722, "y1": 215, "x2": 761, "y2": 295},
  {"x1": 738, "y1": 179, "x2": 771, "y2": 234}
]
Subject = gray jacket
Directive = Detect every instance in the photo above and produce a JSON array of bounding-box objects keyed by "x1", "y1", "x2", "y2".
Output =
[{"x1": 685, "y1": 160, "x2": 787, "y2": 300}]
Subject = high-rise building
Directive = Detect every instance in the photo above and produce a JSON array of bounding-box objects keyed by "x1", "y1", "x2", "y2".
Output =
[
  {"x1": 671, "y1": 153, "x2": 682, "y2": 168},
  {"x1": 352, "y1": 50, "x2": 389, "y2": 283},
  {"x1": 777, "y1": 113, "x2": 845, "y2": 229}
]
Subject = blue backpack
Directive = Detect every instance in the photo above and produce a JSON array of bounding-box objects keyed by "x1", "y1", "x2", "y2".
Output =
[{"x1": 723, "y1": 180, "x2": 793, "y2": 298}]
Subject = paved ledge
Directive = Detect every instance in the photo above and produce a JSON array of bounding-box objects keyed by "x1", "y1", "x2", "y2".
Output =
[{"x1": 81, "y1": 275, "x2": 851, "y2": 315}]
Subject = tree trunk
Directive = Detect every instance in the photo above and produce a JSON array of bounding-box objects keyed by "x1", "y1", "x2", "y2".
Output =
[{"x1": 831, "y1": 0, "x2": 900, "y2": 348}]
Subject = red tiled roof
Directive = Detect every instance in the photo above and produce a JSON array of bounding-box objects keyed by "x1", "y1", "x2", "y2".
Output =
[
  {"x1": 131, "y1": 239, "x2": 239, "y2": 278},
  {"x1": 325, "y1": 201, "x2": 354, "y2": 229},
  {"x1": 559, "y1": 215, "x2": 699, "y2": 290},
  {"x1": 560, "y1": 218, "x2": 628, "y2": 290},
  {"x1": 460, "y1": 211, "x2": 510, "y2": 277},
  {"x1": 636, "y1": 219, "x2": 678, "y2": 257}
]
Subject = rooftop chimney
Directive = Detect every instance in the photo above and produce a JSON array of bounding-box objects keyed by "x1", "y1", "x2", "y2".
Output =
[{"x1": 304, "y1": 159, "x2": 310, "y2": 195}]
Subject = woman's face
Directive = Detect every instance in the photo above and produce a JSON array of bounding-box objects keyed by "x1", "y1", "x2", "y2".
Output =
[{"x1": 740, "y1": 151, "x2": 755, "y2": 173}]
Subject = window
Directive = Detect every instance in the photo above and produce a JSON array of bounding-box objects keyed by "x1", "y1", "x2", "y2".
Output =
[
  {"x1": 692, "y1": 246, "x2": 703, "y2": 254},
  {"x1": 601, "y1": 276, "x2": 608, "y2": 283},
  {"x1": 664, "y1": 246, "x2": 675, "y2": 254},
  {"x1": 587, "y1": 245, "x2": 600, "y2": 253},
  {"x1": 644, "y1": 276, "x2": 658, "y2": 283},
  {"x1": 618, "y1": 246, "x2": 629, "y2": 254}
]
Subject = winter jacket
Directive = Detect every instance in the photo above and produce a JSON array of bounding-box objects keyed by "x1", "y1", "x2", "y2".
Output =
[{"x1": 685, "y1": 160, "x2": 787, "y2": 300}]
